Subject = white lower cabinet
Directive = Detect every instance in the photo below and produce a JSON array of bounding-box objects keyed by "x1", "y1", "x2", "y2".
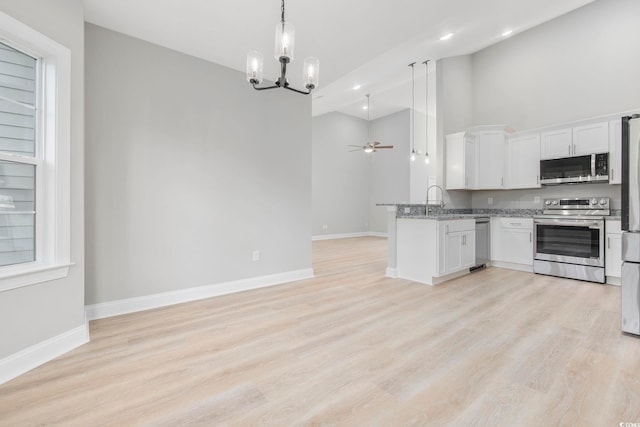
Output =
[
  {"x1": 439, "y1": 220, "x2": 476, "y2": 276},
  {"x1": 396, "y1": 218, "x2": 475, "y2": 285},
  {"x1": 606, "y1": 220, "x2": 622, "y2": 282},
  {"x1": 491, "y1": 217, "x2": 534, "y2": 270}
]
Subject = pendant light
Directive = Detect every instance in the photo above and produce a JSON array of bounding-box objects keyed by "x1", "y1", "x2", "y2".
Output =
[
  {"x1": 246, "y1": 0, "x2": 319, "y2": 95},
  {"x1": 409, "y1": 62, "x2": 417, "y2": 162},
  {"x1": 423, "y1": 60, "x2": 431, "y2": 164}
]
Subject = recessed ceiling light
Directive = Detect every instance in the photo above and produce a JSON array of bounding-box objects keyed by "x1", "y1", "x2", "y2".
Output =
[
  {"x1": 362, "y1": 105, "x2": 368, "y2": 110},
  {"x1": 352, "y1": 84, "x2": 361, "y2": 90},
  {"x1": 440, "y1": 33, "x2": 454, "y2": 41},
  {"x1": 502, "y1": 30, "x2": 513, "y2": 37}
]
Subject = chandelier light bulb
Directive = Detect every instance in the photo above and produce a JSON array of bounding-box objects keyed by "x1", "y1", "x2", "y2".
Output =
[
  {"x1": 410, "y1": 149, "x2": 417, "y2": 162},
  {"x1": 425, "y1": 154, "x2": 430, "y2": 164}
]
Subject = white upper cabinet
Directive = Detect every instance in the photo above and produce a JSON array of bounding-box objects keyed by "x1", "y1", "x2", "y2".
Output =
[
  {"x1": 476, "y1": 131, "x2": 505, "y2": 189},
  {"x1": 572, "y1": 122, "x2": 609, "y2": 155},
  {"x1": 541, "y1": 122, "x2": 609, "y2": 159},
  {"x1": 506, "y1": 133, "x2": 541, "y2": 189},
  {"x1": 446, "y1": 132, "x2": 476, "y2": 190},
  {"x1": 540, "y1": 128, "x2": 572, "y2": 159},
  {"x1": 609, "y1": 119, "x2": 622, "y2": 184}
]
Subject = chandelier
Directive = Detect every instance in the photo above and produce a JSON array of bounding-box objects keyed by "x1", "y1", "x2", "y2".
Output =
[{"x1": 246, "y1": 0, "x2": 319, "y2": 95}]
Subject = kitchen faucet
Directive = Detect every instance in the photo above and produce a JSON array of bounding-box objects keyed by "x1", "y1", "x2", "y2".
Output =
[{"x1": 426, "y1": 184, "x2": 445, "y2": 215}]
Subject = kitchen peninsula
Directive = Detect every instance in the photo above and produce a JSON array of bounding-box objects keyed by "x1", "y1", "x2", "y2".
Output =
[{"x1": 383, "y1": 204, "x2": 539, "y2": 285}]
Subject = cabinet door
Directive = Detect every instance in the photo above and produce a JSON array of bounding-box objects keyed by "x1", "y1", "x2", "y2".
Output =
[
  {"x1": 573, "y1": 122, "x2": 609, "y2": 155},
  {"x1": 446, "y1": 133, "x2": 465, "y2": 190},
  {"x1": 609, "y1": 119, "x2": 622, "y2": 185},
  {"x1": 464, "y1": 136, "x2": 476, "y2": 189},
  {"x1": 541, "y1": 128, "x2": 572, "y2": 159},
  {"x1": 507, "y1": 134, "x2": 541, "y2": 189},
  {"x1": 460, "y1": 230, "x2": 476, "y2": 268},
  {"x1": 476, "y1": 131, "x2": 505, "y2": 189},
  {"x1": 606, "y1": 233, "x2": 622, "y2": 278},
  {"x1": 444, "y1": 232, "x2": 462, "y2": 273},
  {"x1": 504, "y1": 229, "x2": 534, "y2": 265}
]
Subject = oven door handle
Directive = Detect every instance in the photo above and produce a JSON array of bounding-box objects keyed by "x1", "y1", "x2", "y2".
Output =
[{"x1": 534, "y1": 219, "x2": 603, "y2": 228}]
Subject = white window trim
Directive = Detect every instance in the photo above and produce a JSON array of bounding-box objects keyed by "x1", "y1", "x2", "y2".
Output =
[{"x1": 0, "y1": 12, "x2": 72, "y2": 292}]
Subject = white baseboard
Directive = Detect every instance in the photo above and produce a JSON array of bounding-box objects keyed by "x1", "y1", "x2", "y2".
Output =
[
  {"x1": 606, "y1": 276, "x2": 621, "y2": 286},
  {"x1": 85, "y1": 268, "x2": 315, "y2": 321},
  {"x1": 386, "y1": 267, "x2": 397, "y2": 278},
  {"x1": 0, "y1": 318, "x2": 90, "y2": 385},
  {"x1": 491, "y1": 261, "x2": 534, "y2": 273},
  {"x1": 312, "y1": 232, "x2": 388, "y2": 241}
]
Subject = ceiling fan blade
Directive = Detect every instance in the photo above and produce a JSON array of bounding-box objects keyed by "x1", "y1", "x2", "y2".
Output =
[
  {"x1": 349, "y1": 148, "x2": 364, "y2": 152},
  {"x1": 372, "y1": 141, "x2": 382, "y2": 146},
  {"x1": 375, "y1": 145, "x2": 394, "y2": 149}
]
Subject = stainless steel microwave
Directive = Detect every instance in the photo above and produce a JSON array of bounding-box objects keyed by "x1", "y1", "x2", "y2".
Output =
[{"x1": 540, "y1": 153, "x2": 609, "y2": 185}]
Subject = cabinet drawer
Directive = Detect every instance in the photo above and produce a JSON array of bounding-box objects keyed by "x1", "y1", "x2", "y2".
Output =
[
  {"x1": 606, "y1": 220, "x2": 621, "y2": 234},
  {"x1": 497, "y1": 217, "x2": 533, "y2": 230},
  {"x1": 442, "y1": 219, "x2": 475, "y2": 233}
]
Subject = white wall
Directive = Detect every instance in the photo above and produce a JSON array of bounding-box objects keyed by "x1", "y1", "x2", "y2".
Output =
[
  {"x1": 437, "y1": 57, "x2": 473, "y2": 209},
  {"x1": 312, "y1": 112, "x2": 370, "y2": 237},
  {"x1": 369, "y1": 110, "x2": 411, "y2": 233},
  {"x1": 85, "y1": 24, "x2": 312, "y2": 305},
  {"x1": 0, "y1": 0, "x2": 85, "y2": 359},
  {"x1": 446, "y1": 0, "x2": 638, "y2": 209},
  {"x1": 472, "y1": 0, "x2": 640, "y2": 130}
]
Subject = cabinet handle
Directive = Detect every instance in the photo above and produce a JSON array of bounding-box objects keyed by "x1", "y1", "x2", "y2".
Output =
[
  {"x1": 608, "y1": 237, "x2": 611, "y2": 249},
  {"x1": 573, "y1": 143, "x2": 576, "y2": 154},
  {"x1": 611, "y1": 169, "x2": 614, "y2": 180},
  {"x1": 568, "y1": 144, "x2": 571, "y2": 154},
  {"x1": 446, "y1": 225, "x2": 449, "y2": 233},
  {"x1": 530, "y1": 232, "x2": 532, "y2": 243},
  {"x1": 501, "y1": 177, "x2": 504, "y2": 186},
  {"x1": 510, "y1": 222, "x2": 522, "y2": 226},
  {"x1": 537, "y1": 175, "x2": 539, "y2": 184}
]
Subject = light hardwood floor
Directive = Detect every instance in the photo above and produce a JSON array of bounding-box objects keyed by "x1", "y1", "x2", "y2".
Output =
[{"x1": 1, "y1": 236, "x2": 639, "y2": 426}]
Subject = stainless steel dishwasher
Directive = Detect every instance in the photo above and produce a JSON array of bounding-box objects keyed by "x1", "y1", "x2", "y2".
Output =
[{"x1": 472, "y1": 217, "x2": 490, "y2": 271}]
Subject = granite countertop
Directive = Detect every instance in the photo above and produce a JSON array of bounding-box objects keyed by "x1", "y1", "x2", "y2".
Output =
[{"x1": 393, "y1": 204, "x2": 541, "y2": 220}]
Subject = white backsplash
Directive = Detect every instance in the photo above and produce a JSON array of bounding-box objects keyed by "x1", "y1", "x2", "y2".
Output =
[{"x1": 470, "y1": 183, "x2": 621, "y2": 210}]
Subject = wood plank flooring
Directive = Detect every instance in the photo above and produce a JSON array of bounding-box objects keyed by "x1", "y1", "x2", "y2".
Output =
[{"x1": 1, "y1": 236, "x2": 639, "y2": 426}]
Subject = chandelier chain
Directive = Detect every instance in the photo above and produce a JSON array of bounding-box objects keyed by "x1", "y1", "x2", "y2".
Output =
[{"x1": 281, "y1": 0, "x2": 286, "y2": 23}]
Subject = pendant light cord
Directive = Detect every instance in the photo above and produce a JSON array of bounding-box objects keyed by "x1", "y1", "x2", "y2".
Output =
[
  {"x1": 409, "y1": 62, "x2": 416, "y2": 154},
  {"x1": 423, "y1": 60, "x2": 430, "y2": 158},
  {"x1": 281, "y1": 0, "x2": 286, "y2": 23},
  {"x1": 367, "y1": 94, "x2": 371, "y2": 142}
]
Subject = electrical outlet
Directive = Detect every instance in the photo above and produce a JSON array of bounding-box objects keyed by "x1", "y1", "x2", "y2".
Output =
[
  {"x1": 534, "y1": 196, "x2": 541, "y2": 204},
  {"x1": 252, "y1": 250, "x2": 260, "y2": 261},
  {"x1": 404, "y1": 207, "x2": 411, "y2": 214},
  {"x1": 488, "y1": 197, "x2": 493, "y2": 205}
]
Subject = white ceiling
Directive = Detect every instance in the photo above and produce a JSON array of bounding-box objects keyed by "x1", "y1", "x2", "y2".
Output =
[{"x1": 83, "y1": 0, "x2": 594, "y2": 120}]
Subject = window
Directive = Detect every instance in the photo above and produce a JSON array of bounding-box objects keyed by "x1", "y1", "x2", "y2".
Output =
[{"x1": 0, "y1": 12, "x2": 71, "y2": 291}]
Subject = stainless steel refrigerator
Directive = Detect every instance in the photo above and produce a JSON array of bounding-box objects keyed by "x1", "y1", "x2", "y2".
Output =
[{"x1": 622, "y1": 114, "x2": 640, "y2": 335}]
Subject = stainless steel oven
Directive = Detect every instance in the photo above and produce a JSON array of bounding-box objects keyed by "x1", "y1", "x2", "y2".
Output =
[{"x1": 533, "y1": 197, "x2": 609, "y2": 283}]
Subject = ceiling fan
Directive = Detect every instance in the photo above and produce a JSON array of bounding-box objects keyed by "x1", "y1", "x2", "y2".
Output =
[{"x1": 348, "y1": 94, "x2": 394, "y2": 153}]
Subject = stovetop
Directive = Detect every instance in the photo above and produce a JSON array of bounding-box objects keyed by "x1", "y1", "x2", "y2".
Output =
[{"x1": 540, "y1": 197, "x2": 610, "y2": 216}]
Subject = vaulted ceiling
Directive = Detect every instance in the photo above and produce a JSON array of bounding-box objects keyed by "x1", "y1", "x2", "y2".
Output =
[{"x1": 83, "y1": 0, "x2": 594, "y2": 120}]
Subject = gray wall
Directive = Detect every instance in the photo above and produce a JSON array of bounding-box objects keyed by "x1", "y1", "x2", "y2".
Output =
[
  {"x1": 312, "y1": 112, "x2": 370, "y2": 237},
  {"x1": 472, "y1": 0, "x2": 640, "y2": 130},
  {"x1": 369, "y1": 110, "x2": 411, "y2": 233},
  {"x1": 0, "y1": 0, "x2": 85, "y2": 359},
  {"x1": 85, "y1": 24, "x2": 312, "y2": 305}
]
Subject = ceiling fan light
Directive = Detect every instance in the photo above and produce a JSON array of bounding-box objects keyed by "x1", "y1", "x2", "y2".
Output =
[
  {"x1": 364, "y1": 147, "x2": 374, "y2": 153},
  {"x1": 410, "y1": 149, "x2": 417, "y2": 162},
  {"x1": 303, "y1": 57, "x2": 319, "y2": 90},
  {"x1": 425, "y1": 153, "x2": 430, "y2": 164},
  {"x1": 246, "y1": 51, "x2": 264, "y2": 84},
  {"x1": 275, "y1": 21, "x2": 295, "y2": 61}
]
